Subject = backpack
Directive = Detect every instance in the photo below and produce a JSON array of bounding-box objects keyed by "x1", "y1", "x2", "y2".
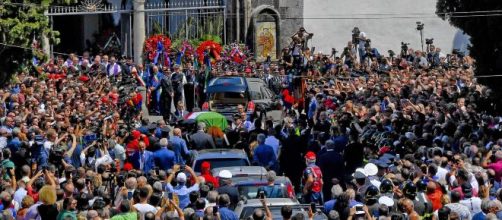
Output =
[{"x1": 304, "y1": 166, "x2": 323, "y2": 193}]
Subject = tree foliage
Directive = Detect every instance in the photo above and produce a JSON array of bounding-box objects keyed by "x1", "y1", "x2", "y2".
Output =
[
  {"x1": 436, "y1": 0, "x2": 502, "y2": 92},
  {"x1": 0, "y1": 0, "x2": 75, "y2": 86}
]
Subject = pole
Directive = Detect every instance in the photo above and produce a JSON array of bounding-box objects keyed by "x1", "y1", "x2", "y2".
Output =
[
  {"x1": 420, "y1": 29, "x2": 424, "y2": 51},
  {"x1": 185, "y1": 9, "x2": 188, "y2": 39},
  {"x1": 236, "y1": 0, "x2": 240, "y2": 42},
  {"x1": 133, "y1": 0, "x2": 146, "y2": 64},
  {"x1": 223, "y1": 0, "x2": 227, "y2": 44}
]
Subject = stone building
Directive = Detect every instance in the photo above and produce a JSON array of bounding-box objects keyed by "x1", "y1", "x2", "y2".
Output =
[
  {"x1": 47, "y1": 0, "x2": 304, "y2": 63},
  {"x1": 226, "y1": 0, "x2": 304, "y2": 61}
]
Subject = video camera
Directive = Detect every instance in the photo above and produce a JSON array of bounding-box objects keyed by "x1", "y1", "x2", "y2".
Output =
[
  {"x1": 416, "y1": 22, "x2": 424, "y2": 31},
  {"x1": 364, "y1": 39, "x2": 371, "y2": 49},
  {"x1": 352, "y1": 27, "x2": 361, "y2": 44},
  {"x1": 332, "y1": 48, "x2": 338, "y2": 57},
  {"x1": 425, "y1": 38, "x2": 434, "y2": 45},
  {"x1": 401, "y1": 42, "x2": 410, "y2": 53}
]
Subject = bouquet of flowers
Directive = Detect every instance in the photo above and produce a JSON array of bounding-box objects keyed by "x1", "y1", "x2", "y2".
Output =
[
  {"x1": 196, "y1": 40, "x2": 222, "y2": 66},
  {"x1": 144, "y1": 34, "x2": 172, "y2": 66}
]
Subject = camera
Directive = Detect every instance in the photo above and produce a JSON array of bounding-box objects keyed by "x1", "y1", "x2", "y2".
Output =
[
  {"x1": 331, "y1": 48, "x2": 338, "y2": 57},
  {"x1": 388, "y1": 50, "x2": 395, "y2": 57},
  {"x1": 351, "y1": 27, "x2": 361, "y2": 44},
  {"x1": 416, "y1": 22, "x2": 424, "y2": 31},
  {"x1": 425, "y1": 38, "x2": 434, "y2": 45},
  {"x1": 364, "y1": 39, "x2": 371, "y2": 49},
  {"x1": 401, "y1": 42, "x2": 410, "y2": 53}
]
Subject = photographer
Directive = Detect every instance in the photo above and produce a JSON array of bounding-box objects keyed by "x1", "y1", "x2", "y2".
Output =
[
  {"x1": 165, "y1": 164, "x2": 200, "y2": 209},
  {"x1": 250, "y1": 196, "x2": 273, "y2": 220},
  {"x1": 340, "y1": 41, "x2": 357, "y2": 68}
]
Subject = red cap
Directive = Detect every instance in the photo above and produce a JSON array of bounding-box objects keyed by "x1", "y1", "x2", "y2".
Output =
[
  {"x1": 305, "y1": 151, "x2": 316, "y2": 160},
  {"x1": 379, "y1": 146, "x2": 391, "y2": 155},
  {"x1": 201, "y1": 161, "x2": 211, "y2": 169},
  {"x1": 123, "y1": 162, "x2": 133, "y2": 171}
]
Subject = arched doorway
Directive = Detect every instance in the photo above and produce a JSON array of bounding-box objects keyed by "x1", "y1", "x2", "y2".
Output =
[{"x1": 248, "y1": 5, "x2": 280, "y2": 62}]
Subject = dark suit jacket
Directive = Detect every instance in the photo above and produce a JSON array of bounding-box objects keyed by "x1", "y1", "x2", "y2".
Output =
[
  {"x1": 160, "y1": 77, "x2": 174, "y2": 97},
  {"x1": 190, "y1": 131, "x2": 216, "y2": 150},
  {"x1": 130, "y1": 150, "x2": 155, "y2": 173}
]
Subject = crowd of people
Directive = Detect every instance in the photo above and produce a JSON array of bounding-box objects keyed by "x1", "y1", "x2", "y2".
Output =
[{"x1": 0, "y1": 26, "x2": 501, "y2": 220}]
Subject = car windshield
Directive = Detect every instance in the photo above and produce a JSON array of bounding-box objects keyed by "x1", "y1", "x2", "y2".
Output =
[
  {"x1": 209, "y1": 77, "x2": 245, "y2": 86},
  {"x1": 209, "y1": 92, "x2": 248, "y2": 100},
  {"x1": 194, "y1": 158, "x2": 249, "y2": 172},
  {"x1": 237, "y1": 185, "x2": 288, "y2": 199}
]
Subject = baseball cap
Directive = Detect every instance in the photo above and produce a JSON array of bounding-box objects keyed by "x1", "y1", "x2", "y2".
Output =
[
  {"x1": 378, "y1": 196, "x2": 395, "y2": 207},
  {"x1": 364, "y1": 163, "x2": 378, "y2": 176},
  {"x1": 218, "y1": 170, "x2": 232, "y2": 179},
  {"x1": 305, "y1": 151, "x2": 316, "y2": 160},
  {"x1": 176, "y1": 172, "x2": 187, "y2": 183},
  {"x1": 201, "y1": 161, "x2": 211, "y2": 170},
  {"x1": 353, "y1": 168, "x2": 367, "y2": 179}
]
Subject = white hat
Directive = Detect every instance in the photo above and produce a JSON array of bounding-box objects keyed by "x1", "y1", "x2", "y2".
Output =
[
  {"x1": 218, "y1": 170, "x2": 232, "y2": 179},
  {"x1": 378, "y1": 196, "x2": 394, "y2": 207},
  {"x1": 353, "y1": 168, "x2": 367, "y2": 179},
  {"x1": 364, "y1": 163, "x2": 378, "y2": 176},
  {"x1": 176, "y1": 172, "x2": 187, "y2": 182}
]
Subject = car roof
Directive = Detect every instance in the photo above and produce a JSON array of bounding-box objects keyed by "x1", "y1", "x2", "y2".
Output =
[
  {"x1": 240, "y1": 198, "x2": 299, "y2": 207},
  {"x1": 233, "y1": 176, "x2": 291, "y2": 185},
  {"x1": 211, "y1": 166, "x2": 267, "y2": 177},
  {"x1": 207, "y1": 77, "x2": 247, "y2": 93},
  {"x1": 195, "y1": 149, "x2": 248, "y2": 160}
]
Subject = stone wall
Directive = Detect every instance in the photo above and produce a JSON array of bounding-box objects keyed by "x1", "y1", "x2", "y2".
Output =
[{"x1": 230, "y1": 0, "x2": 304, "y2": 59}]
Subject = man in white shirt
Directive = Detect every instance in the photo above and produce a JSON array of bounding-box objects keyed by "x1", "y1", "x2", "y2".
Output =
[
  {"x1": 133, "y1": 186, "x2": 158, "y2": 219},
  {"x1": 459, "y1": 182, "x2": 482, "y2": 215}
]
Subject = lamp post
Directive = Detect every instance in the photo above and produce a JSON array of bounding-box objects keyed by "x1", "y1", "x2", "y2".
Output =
[{"x1": 416, "y1": 21, "x2": 424, "y2": 51}]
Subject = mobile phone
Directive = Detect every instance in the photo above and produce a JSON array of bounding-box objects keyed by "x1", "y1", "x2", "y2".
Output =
[
  {"x1": 356, "y1": 205, "x2": 363, "y2": 213},
  {"x1": 212, "y1": 206, "x2": 218, "y2": 215},
  {"x1": 127, "y1": 191, "x2": 133, "y2": 200},
  {"x1": 259, "y1": 191, "x2": 265, "y2": 199},
  {"x1": 310, "y1": 202, "x2": 316, "y2": 212}
]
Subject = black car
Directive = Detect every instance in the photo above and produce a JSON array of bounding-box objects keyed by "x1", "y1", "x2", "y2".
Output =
[{"x1": 201, "y1": 76, "x2": 274, "y2": 117}]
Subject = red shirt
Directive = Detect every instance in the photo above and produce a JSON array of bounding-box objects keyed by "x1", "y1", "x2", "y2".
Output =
[{"x1": 426, "y1": 182, "x2": 444, "y2": 211}]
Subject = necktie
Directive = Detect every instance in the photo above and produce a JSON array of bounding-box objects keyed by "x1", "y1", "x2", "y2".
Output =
[{"x1": 140, "y1": 152, "x2": 145, "y2": 170}]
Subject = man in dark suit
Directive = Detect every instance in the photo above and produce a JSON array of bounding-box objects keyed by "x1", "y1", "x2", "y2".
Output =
[
  {"x1": 153, "y1": 138, "x2": 175, "y2": 170},
  {"x1": 190, "y1": 122, "x2": 216, "y2": 150},
  {"x1": 130, "y1": 140, "x2": 155, "y2": 173},
  {"x1": 173, "y1": 101, "x2": 189, "y2": 121},
  {"x1": 148, "y1": 124, "x2": 160, "y2": 152},
  {"x1": 171, "y1": 64, "x2": 185, "y2": 107},
  {"x1": 317, "y1": 140, "x2": 345, "y2": 201},
  {"x1": 160, "y1": 69, "x2": 174, "y2": 122}
]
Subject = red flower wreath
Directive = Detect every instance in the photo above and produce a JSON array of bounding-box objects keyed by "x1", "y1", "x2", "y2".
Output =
[
  {"x1": 144, "y1": 34, "x2": 172, "y2": 62},
  {"x1": 196, "y1": 40, "x2": 222, "y2": 64}
]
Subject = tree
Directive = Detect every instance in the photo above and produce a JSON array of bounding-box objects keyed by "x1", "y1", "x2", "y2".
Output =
[
  {"x1": 0, "y1": 0, "x2": 75, "y2": 86},
  {"x1": 436, "y1": 0, "x2": 502, "y2": 94}
]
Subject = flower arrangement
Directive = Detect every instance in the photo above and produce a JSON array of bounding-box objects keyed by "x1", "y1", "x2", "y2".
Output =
[
  {"x1": 196, "y1": 40, "x2": 222, "y2": 65},
  {"x1": 144, "y1": 34, "x2": 172, "y2": 64}
]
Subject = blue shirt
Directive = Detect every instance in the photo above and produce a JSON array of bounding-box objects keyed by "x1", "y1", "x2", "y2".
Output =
[
  {"x1": 153, "y1": 147, "x2": 175, "y2": 170},
  {"x1": 169, "y1": 136, "x2": 190, "y2": 165},
  {"x1": 323, "y1": 199, "x2": 336, "y2": 215},
  {"x1": 253, "y1": 144, "x2": 277, "y2": 170},
  {"x1": 7, "y1": 137, "x2": 21, "y2": 153},
  {"x1": 472, "y1": 212, "x2": 486, "y2": 220},
  {"x1": 308, "y1": 99, "x2": 317, "y2": 119},
  {"x1": 219, "y1": 207, "x2": 238, "y2": 220},
  {"x1": 166, "y1": 183, "x2": 199, "y2": 209}
]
